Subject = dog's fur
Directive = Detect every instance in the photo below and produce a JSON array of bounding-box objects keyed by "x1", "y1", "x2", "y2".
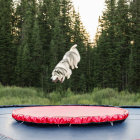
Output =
[
  {"x1": 63, "y1": 44, "x2": 80, "y2": 69},
  {"x1": 51, "y1": 59, "x2": 72, "y2": 83},
  {"x1": 51, "y1": 44, "x2": 80, "y2": 83}
]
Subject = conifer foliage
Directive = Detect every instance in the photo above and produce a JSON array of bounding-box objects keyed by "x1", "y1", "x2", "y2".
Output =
[
  {"x1": 0, "y1": 0, "x2": 139, "y2": 92},
  {"x1": 0, "y1": 0, "x2": 15, "y2": 85},
  {"x1": 94, "y1": 0, "x2": 139, "y2": 92}
]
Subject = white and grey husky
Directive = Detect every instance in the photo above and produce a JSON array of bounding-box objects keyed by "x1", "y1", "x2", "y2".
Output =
[{"x1": 51, "y1": 44, "x2": 80, "y2": 83}]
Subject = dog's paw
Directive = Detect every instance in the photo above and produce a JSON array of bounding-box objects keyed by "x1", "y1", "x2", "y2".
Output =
[{"x1": 71, "y1": 66, "x2": 74, "y2": 69}]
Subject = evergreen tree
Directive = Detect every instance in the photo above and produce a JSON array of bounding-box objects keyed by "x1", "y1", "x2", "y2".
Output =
[
  {"x1": 16, "y1": 0, "x2": 36, "y2": 86},
  {"x1": 128, "y1": 0, "x2": 140, "y2": 91},
  {"x1": 49, "y1": 18, "x2": 66, "y2": 91},
  {"x1": 30, "y1": 18, "x2": 43, "y2": 87},
  {"x1": 94, "y1": 0, "x2": 131, "y2": 90},
  {"x1": 95, "y1": 0, "x2": 117, "y2": 88},
  {"x1": 0, "y1": 0, "x2": 15, "y2": 85},
  {"x1": 115, "y1": 0, "x2": 130, "y2": 90},
  {"x1": 38, "y1": 0, "x2": 55, "y2": 92},
  {"x1": 70, "y1": 11, "x2": 89, "y2": 92},
  {"x1": 3, "y1": 0, "x2": 139, "y2": 92}
]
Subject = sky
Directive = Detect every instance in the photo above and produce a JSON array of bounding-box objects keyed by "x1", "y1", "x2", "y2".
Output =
[{"x1": 71, "y1": 0, "x2": 105, "y2": 42}]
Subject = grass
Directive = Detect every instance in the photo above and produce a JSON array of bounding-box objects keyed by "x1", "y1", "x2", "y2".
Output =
[{"x1": 0, "y1": 85, "x2": 140, "y2": 106}]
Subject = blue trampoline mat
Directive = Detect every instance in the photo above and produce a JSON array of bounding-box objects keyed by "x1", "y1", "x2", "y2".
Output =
[{"x1": 0, "y1": 106, "x2": 140, "y2": 140}]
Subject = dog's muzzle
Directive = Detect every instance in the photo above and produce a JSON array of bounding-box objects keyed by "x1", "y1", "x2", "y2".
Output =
[{"x1": 52, "y1": 78, "x2": 58, "y2": 83}]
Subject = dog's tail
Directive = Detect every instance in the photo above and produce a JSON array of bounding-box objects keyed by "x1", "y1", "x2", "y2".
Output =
[{"x1": 70, "y1": 44, "x2": 77, "y2": 50}]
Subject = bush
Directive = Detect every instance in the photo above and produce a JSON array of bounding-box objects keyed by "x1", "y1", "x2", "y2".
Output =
[
  {"x1": 0, "y1": 86, "x2": 49, "y2": 105},
  {"x1": 0, "y1": 86, "x2": 140, "y2": 106}
]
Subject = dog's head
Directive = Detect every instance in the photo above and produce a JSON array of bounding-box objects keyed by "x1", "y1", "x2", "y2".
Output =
[{"x1": 51, "y1": 69, "x2": 65, "y2": 83}]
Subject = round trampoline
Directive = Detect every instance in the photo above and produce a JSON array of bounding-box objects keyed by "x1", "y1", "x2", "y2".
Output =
[{"x1": 12, "y1": 106, "x2": 129, "y2": 124}]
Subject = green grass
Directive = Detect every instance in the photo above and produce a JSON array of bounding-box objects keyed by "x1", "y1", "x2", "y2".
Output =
[{"x1": 0, "y1": 85, "x2": 140, "y2": 106}]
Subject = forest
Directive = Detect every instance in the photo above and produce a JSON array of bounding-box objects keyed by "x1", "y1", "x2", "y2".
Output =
[{"x1": 0, "y1": 0, "x2": 139, "y2": 94}]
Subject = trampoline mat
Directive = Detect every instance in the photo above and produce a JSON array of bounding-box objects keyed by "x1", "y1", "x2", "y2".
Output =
[{"x1": 12, "y1": 106, "x2": 129, "y2": 124}]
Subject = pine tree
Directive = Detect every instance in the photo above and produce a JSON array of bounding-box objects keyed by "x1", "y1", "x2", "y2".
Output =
[
  {"x1": 16, "y1": 0, "x2": 36, "y2": 86},
  {"x1": 49, "y1": 18, "x2": 66, "y2": 91},
  {"x1": 37, "y1": 0, "x2": 55, "y2": 92},
  {"x1": 96, "y1": 29, "x2": 110, "y2": 88},
  {"x1": 95, "y1": 0, "x2": 117, "y2": 88},
  {"x1": 70, "y1": 11, "x2": 90, "y2": 92},
  {"x1": 30, "y1": 18, "x2": 43, "y2": 87},
  {"x1": 115, "y1": 0, "x2": 130, "y2": 90},
  {"x1": 128, "y1": 0, "x2": 140, "y2": 91},
  {"x1": 94, "y1": 0, "x2": 131, "y2": 91},
  {"x1": 0, "y1": 0, "x2": 15, "y2": 85}
]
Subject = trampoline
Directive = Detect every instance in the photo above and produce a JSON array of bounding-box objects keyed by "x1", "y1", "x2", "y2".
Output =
[
  {"x1": 12, "y1": 106, "x2": 128, "y2": 124},
  {"x1": 1, "y1": 105, "x2": 140, "y2": 140}
]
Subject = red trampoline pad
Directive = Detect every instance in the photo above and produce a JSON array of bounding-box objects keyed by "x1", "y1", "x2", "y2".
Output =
[{"x1": 12, "y1": 106, "x2": 129, "y2": 124}]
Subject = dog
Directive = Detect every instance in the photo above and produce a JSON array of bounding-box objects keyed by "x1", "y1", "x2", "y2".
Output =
[{"x1": 51, "y1": 44, "x2": 80, "y2": 83}]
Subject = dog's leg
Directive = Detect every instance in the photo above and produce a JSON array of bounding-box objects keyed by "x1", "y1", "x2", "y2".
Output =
[
  {"x1": 66, "y1": 57, "x2": 74, "y2": 69},
  {"x1": 71, "y1": 59, "x2": 75, "y2": 69},
  {"x1": 71, "y1": 65, "x2": 74, "y2": 69},
  {"x1": 74, "y1": 63, "x2": 78, "y2": 69},
  {"x1": 67, "y1": 72, "x2": 71, "y2": 79},
  {"x1": 75, "y1": 65, "x2": 78, "y2": 68},
  {"x1": 69, "y1": 60, "x2": 74, "y2": 69},
  {"x1": 66, "y1": 72, "x2": 70, "y2": 79},
  {"x1": 60, "y1": 77, "x2": 65, "y2": 83},
  {"x1": 65, "y1": 73, "x2": 69, "y2": 79},
  {"x1": 73, "y1": 60, "x2": 78, "y2": 69},
  {"x1": 67, "y1": 75, "x2": 70, "y2": 79},
  {"x1": 66, "y1": 69, "x2": 72, "y2": 79}
]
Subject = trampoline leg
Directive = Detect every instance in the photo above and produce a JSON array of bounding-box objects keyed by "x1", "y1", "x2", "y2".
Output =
[
  {"x1": 110, "y1": 122, "x2": 113, "y2": 126},
  {"x1": 19, "y1": 121, "x2": 24, "y2": 125}
]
